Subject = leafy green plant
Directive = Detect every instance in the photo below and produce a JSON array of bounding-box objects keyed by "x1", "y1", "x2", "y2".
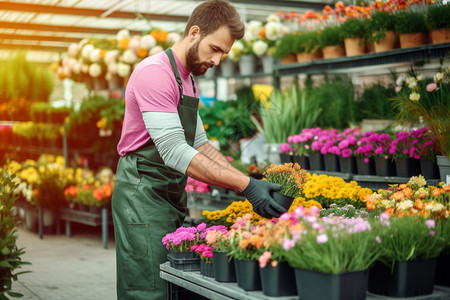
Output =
[
  {"x1": 395, "y1": 11, "x2": 427, "y2": 34},
  {"x1": 251, "y1": 84, "x2": 322, "y2": 144},
  {"x1": 273, "y1": 33, "x2": 297, "y2": 59},
  {"x1": 309, "y1": 76, "x2": 356, "y2": 130},
  {"x1": 318, "y1": 26, "x2": 345, "y2": 48},
  {"x1": 369, "y1": 11, "x2": 397, "y2": 43},
  {"x1": 0, "y1": 170, "x2": 31, "y2": 299},
  {"x1": 293, "y1": 31, "x2": 321, "y2": 54},
  {"x1": 425, "y1": 2, "x2": 450, "y2": 30},
  {"x1": 356, "y1": 82, "x2": 397, "y2": 120},
  {"x1": 339, "y1": 18, "x2": 370, "y2": 39}
]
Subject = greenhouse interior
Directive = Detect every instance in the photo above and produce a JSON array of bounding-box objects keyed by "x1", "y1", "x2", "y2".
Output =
[{"x1": 0, "y1": 0, "x2": 449, "y2": 299}]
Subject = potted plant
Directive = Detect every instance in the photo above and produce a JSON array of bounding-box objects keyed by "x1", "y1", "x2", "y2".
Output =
[
  {"x1": 369, "y1": 11, "x2": 398, "y2": 52},
  {"x1": 273, "y1": 33, "x2": 297, "y2": 64},
  {"x1": 339, "y1": 17, "x2": 370, "y2": 56},
  {"x1": 391, "y1": 68, "x2": 450, "y2": 182},
  {"x1": 205, "y1": 228, "x2": 237, "y2": 282},
  {"x1": 283, "y1": 206, "x2": 381, "y2": 300},
  {"x1": 368, "y1": 214, "x2": 446, "y2": 297},
  {"x1": 292, "y1": 31, "x2": 322, "y2": 62},
  {"x1": 318, "y1": 26, "x2": 345, "y2": 59},
  {"x1": 425, "y1": 2, "x2": 450, "y2": 44},
  {"x1": 395, "y1": 10, "x2": 428, "y2": 48},
  {"x1": 191, "y1": 243, "x2": 214, "y2": 277},
  {"x1": 262, "y1": 162, "x2": 308, "y2": 211}
]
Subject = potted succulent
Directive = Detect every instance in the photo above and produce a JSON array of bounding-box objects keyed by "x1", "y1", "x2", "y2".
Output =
[
  {"x1": 339, "y1": 17, "x2": 370, "y2": 56},
  {"x1": 318, "y1": 26, "x2": 345, "y2": 59},
  {"x1": 369, "y1": 11, "x2": 397, "y2": 52},
  {"x1": 395, "y1": 10, "x2": 428, "y2": 48},
  {"x1": 292, "y1": 31, "x2": 322, "y2": 62},
  {"x1": 425, "y1": 2, "x2": 450, "y2": 44}
]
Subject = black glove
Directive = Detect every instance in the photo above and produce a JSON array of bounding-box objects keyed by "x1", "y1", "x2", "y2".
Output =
[{"x1": 242, "y1": 177, "x2": 287, "y2": 219}]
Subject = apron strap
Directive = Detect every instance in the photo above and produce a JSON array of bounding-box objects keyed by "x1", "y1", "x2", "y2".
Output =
[{"x1": 165, "y1": 48, "x2": 197, "y2": 97}]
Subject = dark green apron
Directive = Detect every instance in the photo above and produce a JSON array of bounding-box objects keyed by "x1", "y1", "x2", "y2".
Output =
[{"x1": 112, "y1": 48, "x2": 199, "y2": 300}]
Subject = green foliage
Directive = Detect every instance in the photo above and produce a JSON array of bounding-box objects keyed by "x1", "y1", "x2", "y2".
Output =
[
  {"x1": 0, "y1": 52, "x2": 54, "y2": 102},
  {"x1": 374, "y1": 216, "x2": 445, "y2": 267},
  {"x1": 425, "y1": 3, "x2": 450, "y2": 30},
  {"x1": 356, "y1": 82, "x2": 397, "y2": 120},
  {"x1": 251, "y1": 84, "x2": 322, "y2": 144},
  {"x1": 293, "y1": 31, "x2": 321, "y2": 54},
  {"x1": 309, "y1": 76, "x2": 356, "y2": 130},
  {"x1": 369, "y1": 11, "x2": 397, "y2": 42},
  {"x1": 395, "y1": 11, "x2": 428, "y2": 34},
  {"x1": 320, "y1": 204, "x2": 369, "y2": 218},
  {"x1": 318, "y1": 26, "x2": 345, "y2": 47},
  {"x1": 274, "y1": 33, "x2": 297, "y2": 58},
  {"x1": 0, "y1": 170, "x2": 31, "y2": 299},
  {"x1": 339, "y1": 18, "x2": 370, "y2": 39}
]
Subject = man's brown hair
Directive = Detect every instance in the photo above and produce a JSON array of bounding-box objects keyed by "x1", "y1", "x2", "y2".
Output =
[{"x1": 183, "y1": 0, "x2": 245, "y2": 40}]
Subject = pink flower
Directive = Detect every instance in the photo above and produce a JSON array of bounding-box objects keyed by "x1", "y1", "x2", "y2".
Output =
[
  {"x1": 425, "y1": 219, "x2": 435, "y2": 229},
  {"x1": 395, "y1": 86, "x2": 402, "y2": 93},
  {"x1": 316, "y1": 234, "x2": 328, "y2": 244},
  {"x1": 282, "y1": 238, "x2": 296, "y2": 250},
  {"x1": 426, "y1": 83, "x2": 439, "y2": 92},
  {"x1": 280, "y1": 143, "x2": 292, "y2": 153},
  {"x1": 258, "y1": 251, "x2": 272, "y2": 268},
  {"x1": 375, "y1": 236, "x2": 381, "y2": 243}
]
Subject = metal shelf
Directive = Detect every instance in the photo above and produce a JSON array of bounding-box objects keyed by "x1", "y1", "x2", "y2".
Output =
[{"x1": 276, "y1": 43, "x2": 450, "y2": 76}]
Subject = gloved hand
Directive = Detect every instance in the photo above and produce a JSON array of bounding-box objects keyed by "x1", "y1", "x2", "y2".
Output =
[{"x1": 242, "y1": 177, "x2": 287, "y2": 219}]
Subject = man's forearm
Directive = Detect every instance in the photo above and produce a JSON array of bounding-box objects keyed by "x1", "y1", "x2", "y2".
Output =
[
  {"x1": 186, "y1": 150, "x2": 250, "y2": 192},
  {"x1": 196, "y1": 142, "x2": 247, "y2": 176}
]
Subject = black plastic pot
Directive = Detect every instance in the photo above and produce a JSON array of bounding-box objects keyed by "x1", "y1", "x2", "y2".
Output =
[{"x1": 260, "y1": 261, "x2": 297, "y2": 297}]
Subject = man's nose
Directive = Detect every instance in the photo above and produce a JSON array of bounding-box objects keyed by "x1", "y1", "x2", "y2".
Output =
[{"x1": 212, "y1": 53, "x2": 222, "y2": 66}]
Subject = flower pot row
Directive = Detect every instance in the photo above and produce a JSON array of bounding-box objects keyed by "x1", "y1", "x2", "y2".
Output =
[
  {"x1": 170, "y1": 249, "x2": 447, "y2": 299},
  {"x1": 281, "y1": 153, "x2": 440, "y2": 179}
]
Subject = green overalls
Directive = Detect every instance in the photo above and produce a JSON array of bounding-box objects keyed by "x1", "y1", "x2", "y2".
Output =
[{"x1": 112, "y1": 48, "x2": 199, "y2": 300}]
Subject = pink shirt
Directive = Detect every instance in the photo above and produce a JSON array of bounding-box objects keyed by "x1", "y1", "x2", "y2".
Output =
[{"x1": 117, "y1": 50, "x2": 198, "y2": 156}]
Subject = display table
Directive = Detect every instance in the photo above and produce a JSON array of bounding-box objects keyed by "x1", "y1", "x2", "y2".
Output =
[{"x1": 160, "y1": 262, "x2": 450, "y2": 300}]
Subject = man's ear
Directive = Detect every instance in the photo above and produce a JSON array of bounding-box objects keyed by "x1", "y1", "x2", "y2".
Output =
[{"x1": 188, "y1": 25, "x2": 201, "y2": 42}]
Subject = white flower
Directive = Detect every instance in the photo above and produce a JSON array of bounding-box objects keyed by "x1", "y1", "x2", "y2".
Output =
[
  {"x1": 166, "y1": 32, "x2": 181, "y2": 44},
  {"x1": 128, "y1": 36, "x2": 141, "y2": 51},
  {"x1": 140, "y1": 35, "x2": 156, "y2": 50},
  {"x1": 72, "y1": 60, "x2": 82, "y2": 74},
  {"x1": 381, "y1": 199, "x2": 394, "y2": 208},
  {"x1": 88, "y1": 63, "x2": 102, "y2": 77},
  {"x1": 117, "y1": 62, "x2": 131, "y2": 77},
  {"x1": 116, "y1": 29, "x2": 130, "y2": 42},
  {"x1": 396, "y1": 74, "x2": 406, "y2": 86},
  {"x1": 266, "y1": 14, "x2": 280, "y2": 23},
  {"x1": 107, "y1": 63, "x2": 118, "y2": 75},
  {"x1": 122, "y1": 49, "x2": 137, "y2": 64},
  {"x1": 149, "y1": 45, "x2": 164, "y2": 56},
  {"x1": 81, "y1": 44, "x2": 94, "y2": 60},
  {"x1": 245, "y1": 20, "x2": 263, "y2": 41},
  {"x1": 425, "y1": 202, "x2": 445, "y2": 212},
  {"x1": 406, "y1": 76, "x2": 417, "y2": 89},
  {"x1": 396, "y1": 200, "x2": 414, "y2": 210},
  {"x1": 252, "y1": 40, "x2": 268, "y2": 57},
  {"x1": 265, "y1": 21, "x2": 283, "y2": 41},
  {"x1": 81, "y1": 63, "x2": 89, "y2": 73},
  {"x1": 228, "y1": 41, "x2": 244, "y2": 62},
  {"x1": 68, "y1": 43, "x2": 79, "y2": 57},
  {"x1": 416, "y1": 74, "x2": 424, "y2": 81},
  {"x1": 90, "y1": 48, "x2": 102, "y2": 63},
  {"x1": 104, "y1": 50, "x2": 119, "y2": 65},
  {"x1": 409, "y1": 92, "x2": 420, "y2": 101},
  {"x1": 434, "y1": 72, "x2": 445, "y2": 82}
]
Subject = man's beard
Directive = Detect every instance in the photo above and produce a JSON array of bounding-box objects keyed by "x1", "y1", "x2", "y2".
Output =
[{"x1": 186, "y1": 39, "x2": 214, "y2": 76}]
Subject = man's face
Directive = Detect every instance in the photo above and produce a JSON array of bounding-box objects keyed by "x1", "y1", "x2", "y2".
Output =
[{"x1": 186, "y1": 25, "x2": 234, "y2": 76}]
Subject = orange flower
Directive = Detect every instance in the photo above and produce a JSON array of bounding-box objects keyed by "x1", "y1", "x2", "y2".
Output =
[
  {"x1": 385, "y1": 207, "x2": 395, "y2": 216},
  {"x1": 151, "y1": 29, "x2": 168, "y2": 43},
  {"x1": 399, "y1": 184, "x2": 407, "y2": 190},
  {"x1": 393, "y1": 191, "x2": 404, "y2": 201},
  {"x1": 403, "y1": 187, "x2": 413, "y2": 199},
  {"x1": 323, "y1": 4, "x2": 332, "y2": 11},
  {"x1": 366, "y1": 200, "x2": 375, "y2": 210},
  {"x1": 119, "y1": 38, "x2": 130, "y2": 50},
  {"x1": 238, "y1": 239, "x2": 249, "y2": 249},
  {"x1": 414, "y1": 198, "x2": 423, "y2": 209},
  {"x1": 258, "y1": 27, "x2": 266, "y2": 40},
  {"x1": 137, "y1": 48, "x2": 149, "y2": 58},
  {"x1": 50, "y1": 62, "x2": 59, "y2": 73},
  {"x1": 432, "y1": 188, "x2": 441, "y2": 197},
  {"x1": 443, "y1": 184, "x2": 450, "y2": 192}
]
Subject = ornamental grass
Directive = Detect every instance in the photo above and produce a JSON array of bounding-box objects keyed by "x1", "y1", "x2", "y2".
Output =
[{"x1": 302, "y1": 173, "x2": 373, "y2": 208}]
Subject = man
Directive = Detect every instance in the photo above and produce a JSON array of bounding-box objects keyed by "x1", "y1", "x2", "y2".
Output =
[{"x1": 111, "y1": 0, "x2": 286, "y2": 299}]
